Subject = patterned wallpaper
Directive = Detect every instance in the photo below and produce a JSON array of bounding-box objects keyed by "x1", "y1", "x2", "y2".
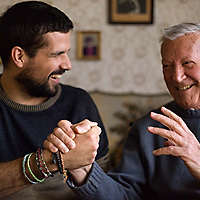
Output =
[{"x1": 1, "y1": 0, "x2": 200, "y2": 94}]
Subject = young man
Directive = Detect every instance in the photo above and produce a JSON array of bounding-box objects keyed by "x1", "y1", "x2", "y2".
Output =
[{"x1": 0, "y1": 1, "x2": 109, "y2": 199}]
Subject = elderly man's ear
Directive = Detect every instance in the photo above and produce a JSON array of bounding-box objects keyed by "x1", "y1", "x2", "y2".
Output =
[{"x1": 11, "y1": 46, "x2": 25, "y2": 68}]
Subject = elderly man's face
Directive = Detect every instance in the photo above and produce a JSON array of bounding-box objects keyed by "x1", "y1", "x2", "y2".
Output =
[{"x1": 161, "y1": 33, "x2": 200, "y2": 109}]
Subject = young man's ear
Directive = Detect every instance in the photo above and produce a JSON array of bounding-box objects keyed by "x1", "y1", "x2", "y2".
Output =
[{"x1": 11, "y1": 46, "x2": 25, "y2": 68}]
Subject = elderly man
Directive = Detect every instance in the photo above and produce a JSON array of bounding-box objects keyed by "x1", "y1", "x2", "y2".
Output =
[{"x1": 46, "y1": 23, "x2": 200, "y2": 199}]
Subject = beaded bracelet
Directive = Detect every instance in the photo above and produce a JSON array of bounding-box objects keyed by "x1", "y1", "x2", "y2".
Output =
[
  {"x1": 52, "y1": 151, "x2": 68, "y2": 182},
  {"x1": 60, "y1": 152, "x2": 68, "y2": 182},
  {"x1": 35, "y1": 149, "x2": 48, "y2": 178},
  {"x1": 52, "y1": 151, "x2": 63, "y2": 173},
  {"x1": 36, "y1": 148, "x2": 53, "y2": 178},
  {"x1": 23, "y1": 154, "x2": 38, "y2": 184},
  {"x1": 27, "y1": 153, "x2": 45, "y2": 183}
]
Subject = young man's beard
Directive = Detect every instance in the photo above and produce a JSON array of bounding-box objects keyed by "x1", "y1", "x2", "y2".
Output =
[{"x1": 15, "y1": 69, "x2": 58, "y2": 98}]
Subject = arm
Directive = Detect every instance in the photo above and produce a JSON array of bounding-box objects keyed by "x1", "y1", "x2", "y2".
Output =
[
  {"x1": 148, "y1": 106, "x2": 200, "y2": 179},
  {"x1": 0, "y1": 158, "x2": 27, "y2": 197},
  {"x1": 0, "y1": 149, "x2": 56, "y2": 198}
]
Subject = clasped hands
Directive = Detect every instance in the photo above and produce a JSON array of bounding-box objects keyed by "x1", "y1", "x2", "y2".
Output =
[
  {"x1": 148, "y1": 106, "x2": 200, "y2": 180},
  {"x1": 43, "y1": 119, "x2": 101, "y2": 171}
]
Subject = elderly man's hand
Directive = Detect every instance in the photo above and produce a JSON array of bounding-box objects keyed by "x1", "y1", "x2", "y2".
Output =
[
  {"x1": 148, "y1": 106, "x2": 200, "y2": 180},
  {"x1": 43, "y1": 119, "x2": 101, "y2": 169}
]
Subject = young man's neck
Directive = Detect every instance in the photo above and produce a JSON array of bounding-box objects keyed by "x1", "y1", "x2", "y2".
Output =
[{"x1": 0, "y1": 73, "x2": 47, "y2": 105}]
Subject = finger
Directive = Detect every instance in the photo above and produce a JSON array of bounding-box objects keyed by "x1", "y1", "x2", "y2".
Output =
[
  {"x1": 164, "y1": 140, "x2": 175, "y2": 147},
  {"x1": 87, "y1": 126, "x2": 102, "y2": 136},
  {"x1": 47, "y1": 133, "x2": 70, "y2": 154},
  {"x1": 161, "y1": 107, "x2": 191, "y2": 133},
  {"x1": 57, "y1": 120, "x2": 75, "y2": 139},
  {"x1": 153, "y1": 146, "x2": 184, "y2": 157},
  {"x1": 72, "y1": 119, "x2": 98, "y2": 134},
  {"x1": 43, "y1": 140, "x2": 58, "y2": 153},
  {"x1": 148, "y1": 126, "x2": 183, "y2": 146},
  {"x1": 150, "y1": 112, "x2": 185, "y2": 136},
  {"x1": 53, "y1": 127, "x2": 76, "y2": 150}
]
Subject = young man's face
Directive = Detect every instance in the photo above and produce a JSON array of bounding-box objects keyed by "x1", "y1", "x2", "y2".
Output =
[
  {"x1": 161, "y1": 33, "x2": 200, "y2": 109},
  {"x1": 16, "y1": 31, "x2": 72, "y2": 97}
]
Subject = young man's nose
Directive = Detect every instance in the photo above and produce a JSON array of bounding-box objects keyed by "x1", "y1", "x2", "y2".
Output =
[{"x1": 60, "y1": 55, "x2": 72, "y2": 70}]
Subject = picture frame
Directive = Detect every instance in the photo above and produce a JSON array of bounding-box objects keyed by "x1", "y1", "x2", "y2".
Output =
[
  {"x1": 76, "y1": 31, "x2": 101, "y2": 60},
  {"x1": 109, "y1": 0, "x2": 153, "y2": 24}
]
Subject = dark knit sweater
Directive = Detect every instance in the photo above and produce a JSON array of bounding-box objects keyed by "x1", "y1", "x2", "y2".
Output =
[
  {"x1": 0, "y1": 83, "x2": 108, "y2": 162},
  {"x1": 75, "y1": 101, "x2": 200, "y2": 200},
  {"x1": 0, "y1": 83, "x2": 109, "y2": 200}
]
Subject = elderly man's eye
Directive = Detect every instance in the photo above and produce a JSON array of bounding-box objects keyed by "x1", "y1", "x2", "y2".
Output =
[
  {"x1": 162, "y1": 64, "x2": 169, "y2": 69},
  {"x1": 183, "y1": 61, "x2": 194, "y2": 68}
]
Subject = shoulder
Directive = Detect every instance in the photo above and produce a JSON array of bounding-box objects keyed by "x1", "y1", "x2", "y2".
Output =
[
  {"x1": 59, "y1": 84, "x2": 93, "y2": 103},
  {"x1": 60, "y1": 84, "x2": 90, "y2": 96}
]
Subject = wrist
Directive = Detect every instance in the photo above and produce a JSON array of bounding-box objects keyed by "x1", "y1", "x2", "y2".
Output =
[
  {"x1": 42, "y1": 149, "x2": 58, "y2": 173},
  {"x1": 68, "y1": 164, "x2": 92, "y2": 186}
]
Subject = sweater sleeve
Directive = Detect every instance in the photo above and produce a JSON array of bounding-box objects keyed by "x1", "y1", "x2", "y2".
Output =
[
  {"x1": 71, "y1": 122, "x2": 151, "y2": 200},
  {"x1": 71, "y1": 161, "x2": 142, "y2": 200}
]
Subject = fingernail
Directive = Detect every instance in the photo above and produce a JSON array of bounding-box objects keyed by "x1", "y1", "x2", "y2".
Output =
[
  {"x1": 71, "y1": 133, "x2": 75, "y2": 139},
  {"x1": 70, "y1": 141, "x2": 76, "y2": 149},
  {"x1": 91, "y1": 122, "x2": 98, "y2": 127},
  {"x1": 63, "y1": 148, "x2": 69, "y2": 153},
  {"x1": 52, "y1": 147, "x2": 58, "y2": 152},
  {"x1": 161, "y1": 106, "x2": 168, "y2": 111},
  {"x1": 76, "y1": 126, "x2": 87, "y2": 133}
]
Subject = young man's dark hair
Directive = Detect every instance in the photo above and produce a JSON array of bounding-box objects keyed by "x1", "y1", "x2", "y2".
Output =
[{"x1": 0, "y1": 1, "x2": 73, "y2": 66}]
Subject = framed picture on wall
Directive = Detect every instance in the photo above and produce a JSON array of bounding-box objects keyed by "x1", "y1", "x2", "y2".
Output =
[
  {"x1": 76, "y1": 31, "x2": 101, "y2": 60},
  {"x1": 109, "y1": 0, "x2": 153, "y2": 24}
]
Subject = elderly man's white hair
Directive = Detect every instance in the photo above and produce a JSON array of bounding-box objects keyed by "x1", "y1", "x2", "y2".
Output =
[{"x1": 161, "y1": 23, "x2": 200, "y2": 42}]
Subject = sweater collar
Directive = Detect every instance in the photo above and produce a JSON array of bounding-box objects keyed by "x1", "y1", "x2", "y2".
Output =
[
  {"x1": 167, "y1": 101, "x2": 200, "y2": 118},
  {"x1": 0, "y1": 82, "x2": 61, "y2": 112}
]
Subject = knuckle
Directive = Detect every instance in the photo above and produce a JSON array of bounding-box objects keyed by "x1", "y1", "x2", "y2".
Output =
[
  {"x1": 64, "y1": 138, "x2": 73, "y2": 147},
  {"x1": 97, "y1": 126, "x2": 102, "y2": 134},
  {"x1": 83, "y1": 119, "x2": 89, "y2": 123},
  {"x1": 168, "y1": 146, "x2": 175, "y2": 151},
  {"x1": 57, "y1": 142, "x2": 65, "y2": 150},
  {"x1": 48, "y1": 133, "x2": 55, "y2": 140},
  {"x1": 58, "y1": 120, "x2": 72, "y2": 127},
  {"x1": 48, "y1": 143, "x2": 56, "y2": 151},
  {"x1": 91, "y1": 143, "x2": 98, "y2": 151},
  {"x1": 43, "y1": 140, "x2": 48, "y2": 148},
  {"x1": 53, "y1": 127, "x2": 60, "y2": 133},
  {"x1": 58, "y1": 120, "x2": 65, "y2": 126}
]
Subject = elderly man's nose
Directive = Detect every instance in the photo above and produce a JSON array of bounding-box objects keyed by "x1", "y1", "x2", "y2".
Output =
[{"x1": 172, "y1": 65, "x2": 186, "y2": 82}]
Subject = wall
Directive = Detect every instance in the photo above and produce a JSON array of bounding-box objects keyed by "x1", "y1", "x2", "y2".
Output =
[
  {"x1": 1, "y1": 0, "x2": 200, "y2": 95},
  {"x1": 91, "y1": 92, "x2": 172, "y2": 152},
  {"x1": 0, "y1": 0, "x2": 198, "y2": 152}
]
